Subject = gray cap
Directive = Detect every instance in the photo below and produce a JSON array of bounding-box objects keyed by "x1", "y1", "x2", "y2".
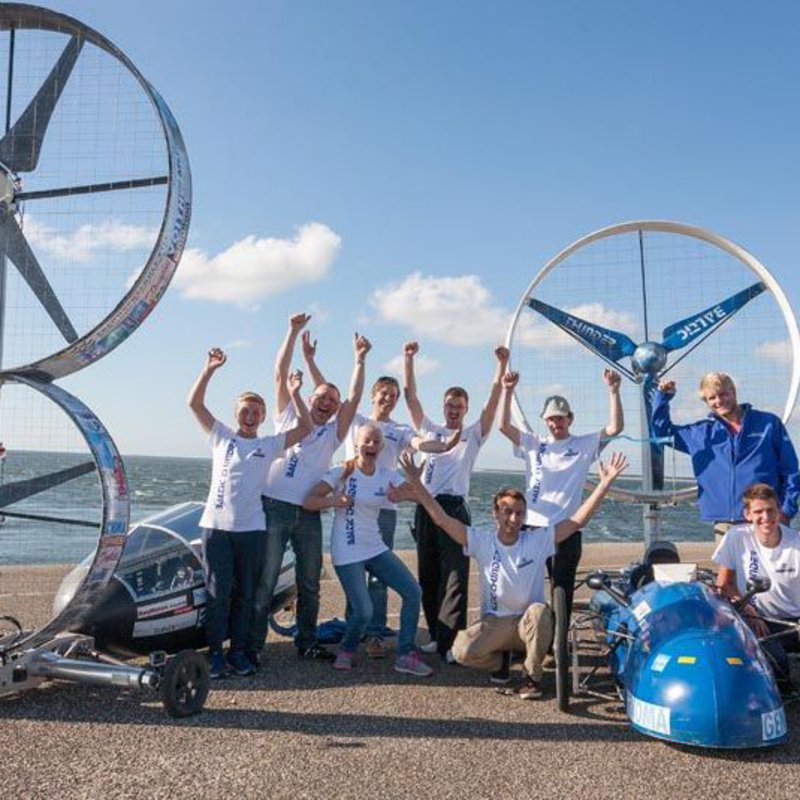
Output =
[{"x1": 541, "y1": 395, "x2": 572, "y2": 419}]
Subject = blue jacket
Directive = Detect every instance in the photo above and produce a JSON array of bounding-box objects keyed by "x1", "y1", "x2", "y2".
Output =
[{"x1": 651, "y1": 391, "x2": 800, "y2": 522}]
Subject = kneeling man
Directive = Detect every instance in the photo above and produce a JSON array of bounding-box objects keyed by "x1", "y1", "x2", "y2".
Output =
[
  {"x1": 393, "y1": 451, "x2": 628, "y2": 698},
  {"x1": 714, "y1": 483, "x2": 800, "y2": 684}
]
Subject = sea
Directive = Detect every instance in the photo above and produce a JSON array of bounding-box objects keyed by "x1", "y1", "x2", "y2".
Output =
[{"x1": 0, "y1": 452, "x2": 712, "y2": 566}]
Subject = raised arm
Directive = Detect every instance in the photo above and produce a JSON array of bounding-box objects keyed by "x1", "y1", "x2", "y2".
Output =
[
  {"x1": 601, "y1": 369, "x2": 624, "y2": 439},
  {"x1": 390, "y1": 452, "x2": 468, "y2": 546},
  {"x1": 336, "y1": 334, "x2": 372, "y2": 441},
  {"x1": 302, "y1": 330, "x2": 327, "y2": 388},
  {"x1": 479, "y1": 346, "x2": 509, "y2": 438},
  {"x1": 554, "y1": 452, "x2": 628, "y2": 542},
  {"x1": 651, "y1": 379, "x2": 689, "y2": 454},
  {"x1": 274, "y1": 313, "x2": 310, "y2": 414},
  {"x1": 283, "y1": 369, "x2": 313, "y2": 448},
  {"x1": 499, "y1": 370, "x2": 522, "y2": 447},
  {"x1": 187, "y1": 347, "x2": 226, "y2": 436},
  {"x1": 403, "y1": 341, "x2": 425, "y2": 430}
]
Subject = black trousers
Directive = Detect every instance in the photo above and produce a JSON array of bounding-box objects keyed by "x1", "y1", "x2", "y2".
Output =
[
  {"x1": 413, "y1": 495, "x2": 471, "y2": 655},
  {"x1": 547, "y1": 529, "x2": 582, "y2": 621}
]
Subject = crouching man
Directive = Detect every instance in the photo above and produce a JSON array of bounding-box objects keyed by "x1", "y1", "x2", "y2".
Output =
[
  {"x1": 713, "y1": 483, "x2": 800, "y2": 687},
  {"x1": 391, "y1": 450, "x2": 628, "y2": 698}
]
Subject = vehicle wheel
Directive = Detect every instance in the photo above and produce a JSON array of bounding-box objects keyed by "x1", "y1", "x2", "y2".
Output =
[
  {"x1": 268, "y1": 604, "x2": 297, "y2": 638},
  {"x1": 159, "y1": 649, "x2": 209, "y2": 718},
  {"x1": 553, "y1": 586, "x2": 569, "y2": 712}
]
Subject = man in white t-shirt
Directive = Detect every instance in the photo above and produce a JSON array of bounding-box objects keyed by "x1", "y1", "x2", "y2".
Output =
[
  {"x1": 188, "y1": 346, "x2": 311, "y2": 679},
  {"x1": 393, "y1": 450, "x2": 628, "y2": 697},
  {"x1": 344, "y1": 376, "x2": 459, "y2": 658},
  {"x1": 248, "y1": 313, "x2": 371, "y2": 663},
  {"x1": 499, "y1": 369, "x2": 623, "y2": 623},
  {"x1": 404, "y1": 342, "x2": 509, "y2": 659},
  {"x1": 713, "y1": 482, "x2": 800, "y2": 683}
]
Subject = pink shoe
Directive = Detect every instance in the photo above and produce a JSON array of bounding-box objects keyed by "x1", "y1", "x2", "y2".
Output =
[
  {"x1": 394, "y1": 651, "x2": 434, "y2": 678},
  {"x1": 333, "y1": 650, "x2": 355, "y2": 671}
]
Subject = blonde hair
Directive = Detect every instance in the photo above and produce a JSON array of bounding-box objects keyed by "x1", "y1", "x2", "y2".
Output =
[
  {"x1": 237, "y1": 391, "x2": 266, "y2": 409},
  {"x1": 698, "y1": 372, "x2": 735, "y2": 398}
]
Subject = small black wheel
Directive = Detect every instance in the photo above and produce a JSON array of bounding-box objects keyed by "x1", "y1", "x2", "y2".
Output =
[
  {"x1": 159, "y1": 649, "x2": 210, "y2": 718},
  {"x1": 553, "y1": 586, "x2": 569, "y2": 712},
  {"x1": 268, "y1": 603, "x2": 297, "y2": 638}
]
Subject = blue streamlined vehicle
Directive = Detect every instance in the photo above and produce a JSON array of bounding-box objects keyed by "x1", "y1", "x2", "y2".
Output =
[{"x1": 556, "y1": 544, "x2": 791, "y2": 748}]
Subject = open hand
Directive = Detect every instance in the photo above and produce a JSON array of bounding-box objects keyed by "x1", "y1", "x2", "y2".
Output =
[{"x1": 598, "y1": 452, "x2": 628, "y2": 484}]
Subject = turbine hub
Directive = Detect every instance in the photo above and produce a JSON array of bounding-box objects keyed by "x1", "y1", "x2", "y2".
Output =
[{"x1": 632, "y1": 341, "x2": 667, "y2": 376}]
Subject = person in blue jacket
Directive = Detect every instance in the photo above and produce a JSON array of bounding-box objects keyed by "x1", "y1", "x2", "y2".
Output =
[{"x1": 652, "y1": 371, "x2": 799, "y2": 537}]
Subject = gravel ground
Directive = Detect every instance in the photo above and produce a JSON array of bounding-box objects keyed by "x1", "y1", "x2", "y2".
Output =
[{"x1": 2, "y1": 543, "x2": 800, "y2": 799}]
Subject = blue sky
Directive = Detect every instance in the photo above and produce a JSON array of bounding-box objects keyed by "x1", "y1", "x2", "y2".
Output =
[{"x1": 20, "y1": 0, "x2": 800, "y2": 470}]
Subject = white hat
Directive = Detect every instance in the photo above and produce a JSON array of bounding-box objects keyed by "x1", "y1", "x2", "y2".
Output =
[{"x1": 541, "y1": 395, "x2": 572, "y2": 418}]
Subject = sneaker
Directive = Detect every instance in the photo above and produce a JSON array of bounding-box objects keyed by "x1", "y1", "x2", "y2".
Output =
[
  {"x1": 245, "y1": 650, "x2": 262, "y2": 671},
  {"x1": 444, "y1": 648, "x2": 457, "y2": 665},
  {"x1": 542, "y1": 653, "x2": 556, "y2": 669},
  {"x1": 490, "y1": 651, "x2": 511, "y2": 685},
  {"x1": 298, "y1": 643, "x2": 336, "y2": 662},
  {"x1": 227, "y1": 650, "x2": 256, "y2": 677},
  {"x1": 209, "y1": 651, "x2": 230, "y2": 680},
  {"x1": 365, "y1": 636, "x2": 386, "y2": 659},
  {"x1": 394, "y1": 651, "x2": 434, "y2": 678},
  {"x1": 516, "y1": 676, "x2": 543, "y2": 700},
  {"x1": 419, "y1": 640, "x2": 438, "y2": 654},
  {"x1": 333, "y1": 650, "x2": 355, "y2": 671}
]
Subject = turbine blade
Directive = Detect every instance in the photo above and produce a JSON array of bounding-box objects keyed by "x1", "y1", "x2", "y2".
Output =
[
  {"x1": 0, "y1": 212, "x2": 78, "y2": 342},
  {"x1": 0, "y1": 36, "x2": 83, "y2": 172},
  {"x1": 660, "y1": 282, "x2": 766, "y2": 353},
  {"x1": 527, "y1": 297, "x2": 638, "y2": 366},
  {"x1": 0, "y1": 461, "x2": 95, "y2": 507}
]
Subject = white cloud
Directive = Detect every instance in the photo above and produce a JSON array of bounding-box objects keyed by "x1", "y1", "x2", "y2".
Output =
[
  {"x1": 220, "y1": 339, "x2": 252, "y2": 350},
  {"x1": 383, "y1": 353, "x2": 439, "y2": 378},
  {"x1": 756, "y1": 339, "x2": 792, "y2": 365},
  {"x1": 173, "y1": 222, "x2": 341, "y2": 307},
  {"x1": 24, "y1": 216, "x2": 156, "y2": 262},
  {"x1": 369, "y1": 272, "x2": 510, "y2": 346}
]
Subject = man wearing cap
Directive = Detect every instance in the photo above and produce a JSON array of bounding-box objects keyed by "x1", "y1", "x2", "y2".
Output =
[{"x1": 499, "y1": 369, "x2": 623, "y2": 622}]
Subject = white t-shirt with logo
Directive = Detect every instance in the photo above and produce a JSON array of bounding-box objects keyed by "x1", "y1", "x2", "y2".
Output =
[
  {"x1": 322, "y1": 465, "x2": 402, "y2": 566},
  {"x1": 199, "y1": 421, "x2": 286, "y2": 532},
  {"x1": 465, "y1": 525, "x2": 556, "y2": 617},
  {"x1": 418, "y1": 417, "x2": 486, "y2": 497},
  {"x1": 345, "y1": 413, "x2": 414, "y2": 509},
  {"x1": 713, "y1": 523, "x2": 800, "y2": 618},
  {"x1": 264, "y1": 404, "x2": 342, "y2": 505},
  {"x1": 514, "y1": 431, "x2": 601, "y2": 526}
]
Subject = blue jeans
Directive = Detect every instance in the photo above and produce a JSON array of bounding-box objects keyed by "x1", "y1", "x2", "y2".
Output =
[
  {"x1": 335, "y1": 550, "x2": 421, "y2": 655},
  {"x1": 202, "y1": 528, "x2": 266, "y2": 653},
  {"x1": 248, "y1": 497, "x2": 323, "y2": 653},
  {"x1": 344, "y1": 508, "x2": 396, "y2": 637}
]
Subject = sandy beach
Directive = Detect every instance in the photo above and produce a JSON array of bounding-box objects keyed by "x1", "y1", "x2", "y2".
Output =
[{"x1": 2, "y1": 542, "x2": 799, "y2": 800}]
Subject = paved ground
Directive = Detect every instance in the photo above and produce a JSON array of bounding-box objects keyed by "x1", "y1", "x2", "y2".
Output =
[{"x1": 2, "y1": 543, "x2": 800, "y2": 799}]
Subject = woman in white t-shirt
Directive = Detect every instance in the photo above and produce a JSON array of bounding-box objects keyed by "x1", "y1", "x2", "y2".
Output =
[
  {"x1": 304, "y1": 423, "x2": 433, "y2": 677},
  {"x1": 189, "y1": 347, "x2": 311, "y2": 680}
]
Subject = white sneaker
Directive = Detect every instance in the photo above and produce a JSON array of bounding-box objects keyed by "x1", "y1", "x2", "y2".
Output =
[{"x1": 419, "y1": 640, "x2": 438, "y2": 654}]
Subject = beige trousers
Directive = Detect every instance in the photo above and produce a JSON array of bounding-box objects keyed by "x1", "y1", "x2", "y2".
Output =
[{"x1": 451, "y1": 603, "x2": 554, "y2": 682}]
